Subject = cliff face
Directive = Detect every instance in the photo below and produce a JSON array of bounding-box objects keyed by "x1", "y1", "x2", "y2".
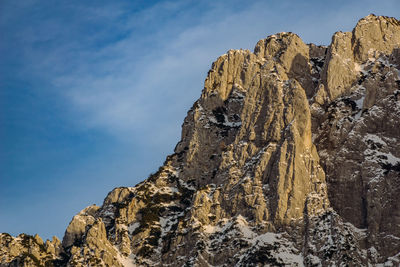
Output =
[{"x1": 1, "y1": 14, "x2": 400, "y2": 266}]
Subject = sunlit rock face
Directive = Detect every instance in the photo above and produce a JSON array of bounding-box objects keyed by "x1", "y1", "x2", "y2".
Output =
[{"x1": 1, "y1": 14, "x2": 400, "y2": 267}]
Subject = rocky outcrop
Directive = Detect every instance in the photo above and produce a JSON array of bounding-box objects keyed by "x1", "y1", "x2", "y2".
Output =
[
  {"x1": 319, "y1": 14, "x2": 400, "y2": 103},
  {"x1": 0, "y1": 233, "x2": 61, "y2": 266},
  {"x1": 1, "y1": 14, "x2": 399, "y2": 266},
  {"x1": 313, "y1": 45, "x2": 400, "y2": 263}
]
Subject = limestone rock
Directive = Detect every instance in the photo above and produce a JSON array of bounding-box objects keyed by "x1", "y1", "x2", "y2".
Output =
[
  {"x1": 314, "y1": 50, "x2": 400, "y2": 261},
  {"x1": 353, "y1": 14, "x2": 400, "y2": 62},
  {"x1": 319, "y1": 14, "x2": 400, "y2": 104},
  {"x1": 0, "y1": 233, "x2": 62, "y2": 266},
  {"x1": 62, "y1": 204, "x2": 99, "y2": 248},
  {"x1": 1, "y1": 14, "x2": 400, "y2": 266}
]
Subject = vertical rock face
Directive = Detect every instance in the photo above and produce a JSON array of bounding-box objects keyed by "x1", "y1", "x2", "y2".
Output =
[
  {"x1": 311, "y1": 14, "x2": 400, "y2": 263},
  {"x1": 1, "y1": 14, "x2": 399, "y2": 266}
]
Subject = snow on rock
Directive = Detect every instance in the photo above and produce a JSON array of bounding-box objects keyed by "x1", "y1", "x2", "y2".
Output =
[
  {"x1": 2, "y1": 14, "x2": 400, "y2": 267},
  {"x1": 128, "y1": 222, "x2": 140, "y2": 235}
]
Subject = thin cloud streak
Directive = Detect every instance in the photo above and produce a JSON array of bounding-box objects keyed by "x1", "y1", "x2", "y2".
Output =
[
  {"x1": 49, "y1": 1, "x2": 281, "y2": 145},
  {"x1": 5, "y1": 0, "x2": 398, "y2": 149}
]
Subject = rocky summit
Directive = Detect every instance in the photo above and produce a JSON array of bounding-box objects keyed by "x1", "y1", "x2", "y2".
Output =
[{"x1": 1, "y1": 14, "x2": 400, "y2": 266}]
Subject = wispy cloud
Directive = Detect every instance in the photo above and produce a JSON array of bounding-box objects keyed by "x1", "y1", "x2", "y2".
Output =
[{"x1": 3, "y1": 0, "x2": 399, "y2": 149}]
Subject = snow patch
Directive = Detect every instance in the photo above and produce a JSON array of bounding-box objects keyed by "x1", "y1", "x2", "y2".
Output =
[
  {"x1": 155, "y1": 186, "x2": 179, "y2": 195},
  {"x1": 121, "y1": 256, "x2": 137, "y2": 267},
  {"x1": 209, "y1": 114, "x2": 242, "y2": 128},
  {"x1": 203, "y1": 224, "x2": 221, "y2": 234},
  {"x1": 363, "y1": 134, "x2": 386, "y2": 146},
  {"x1": 365, "y1": 149, "x2": 400, "y2": 166},
  {"x1": 116, "y1": 253, "x2": 137, "y2": 267},
  {"x1": 128, "y1": 222, "x2": 140, "y2": 234}
]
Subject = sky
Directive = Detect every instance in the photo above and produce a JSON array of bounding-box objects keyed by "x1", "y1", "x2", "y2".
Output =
[{"x1": 0, "y1": 0, "x2": 399, "y2": 241}]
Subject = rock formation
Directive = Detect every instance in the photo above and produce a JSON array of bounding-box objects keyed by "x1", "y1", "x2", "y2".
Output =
[{"x1": 1, "y1": 14, "x2": 400, "y2": 266}]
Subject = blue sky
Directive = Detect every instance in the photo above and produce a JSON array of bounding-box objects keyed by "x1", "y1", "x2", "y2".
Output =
[{"x1": 0, "y1": 0, "x2": 399, "y2": 240}]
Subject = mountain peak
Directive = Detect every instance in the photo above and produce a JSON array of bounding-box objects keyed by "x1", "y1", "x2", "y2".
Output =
[{"x1": 1, "y1": 14, "x2": 400, "y2": 266}]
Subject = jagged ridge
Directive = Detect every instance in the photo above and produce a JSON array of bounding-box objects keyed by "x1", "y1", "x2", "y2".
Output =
[{"x1": 1, "y1": 14, "x2": 400, "y2": 267}]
